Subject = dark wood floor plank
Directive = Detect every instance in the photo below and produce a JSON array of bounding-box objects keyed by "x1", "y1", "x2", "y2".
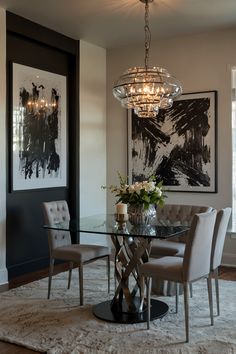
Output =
[
  {"x1": 9, "y1": 262, "x2": 70, "y2": 290},
  {"x1": 218, "y1": 266, "x2": 236, "y2": 280},
  {"x1": 0, "y1": 341, "x2": 43, "y2": 353}
]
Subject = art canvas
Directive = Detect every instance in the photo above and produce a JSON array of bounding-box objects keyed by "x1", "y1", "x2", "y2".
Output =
[
  {"x1": 128, "y1": 91, "x2": 217, "y2": 192},
  {"x1": 12, "y1": 63, "x2": 67, "y2": 190}
]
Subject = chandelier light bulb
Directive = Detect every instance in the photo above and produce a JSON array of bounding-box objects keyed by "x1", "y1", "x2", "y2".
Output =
[{"x1": 112, "y1": 0, "x2": 182, "y2": 118}]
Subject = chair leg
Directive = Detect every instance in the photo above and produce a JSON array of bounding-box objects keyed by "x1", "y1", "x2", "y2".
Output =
[
  {"x1": 139, "y1": 275, "x2": 145, "y2": 312},
  {"x1": 214, "y1": 268, "x2": 220, "y2": 316},
  {"x1": 68, "y1": 262, "x2": 73, "y2": 289},
  {"x1": 183, "y1": 282, "x2": 189, "y2": 343},
  {"x1": 48, "y1": 258, "x2": 54, "y2": 299},
  {"x1": 175, "y1": 283, "x2": 179, "y2": 313},
  {"x1": 78, "y1": 264, "x2": 84, "y2": 306},
  {"x1": 147, "y1": 277, "x2": 152, "y2": 330},
  {"x1": 107, "y1": 255, "x2": 111, "y2": 294},
  {"x1": 207, "y1": 274, "x2": 214, "y2": 326},
  {"x1": 189, "y1": 283, "x2": 193, "y2": 298}
]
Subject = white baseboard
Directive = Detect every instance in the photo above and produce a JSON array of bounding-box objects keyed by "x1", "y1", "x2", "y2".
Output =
[
  {"x1": 222, "y1": 252, "x2": 236, "y2": 267},
  {"x1": 0, "y1": 282, "x2": 8, "y2": 292},
  {"x1": 0, "y1": 267, "x2": 8, "y2": 288}
]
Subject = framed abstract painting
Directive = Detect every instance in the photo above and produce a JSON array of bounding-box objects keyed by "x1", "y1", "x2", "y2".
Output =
[
  {"x1": 128, "y1": 91, "x2": 217, "y2": 192},
  {"x1": 11, "y1": 63, "x2": 67, "y2": 191}
]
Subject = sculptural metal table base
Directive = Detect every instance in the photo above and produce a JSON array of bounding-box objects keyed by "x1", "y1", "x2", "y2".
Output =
[
  {"x1": 93, "y1": 297, "x2": 168, "y2": 324},
  {"x1": 93, "y1": 232, "x2": 169, "y2": 324}
]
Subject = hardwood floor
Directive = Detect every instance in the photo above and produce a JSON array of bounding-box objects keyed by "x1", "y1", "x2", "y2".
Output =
[
  {"x1": 8, "y1": 262, "x2": 71, "y2": 290},
  {"x1": 0, "y1": 342, "x2": 43, "y2": 354},
  {"x1": 0, "y1": 265, "x2": 235, "y2": 354},
  {"x1": 218, "y1": 266, "x2": 236, "y2": 280}
]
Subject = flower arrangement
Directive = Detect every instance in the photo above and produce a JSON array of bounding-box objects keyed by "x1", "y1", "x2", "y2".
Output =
[{"x1": 103, "y1": 172, "x2": 166, "y2": 210}]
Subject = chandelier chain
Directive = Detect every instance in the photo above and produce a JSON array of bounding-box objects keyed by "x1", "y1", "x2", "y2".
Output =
[{"x1": 144, "y1": 0, "x2": 151, "y2": 69}]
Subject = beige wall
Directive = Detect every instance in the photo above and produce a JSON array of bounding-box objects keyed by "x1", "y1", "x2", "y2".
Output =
[
  {"x1": 79, "y1": 40, "x2": 109, "y2": 246},
  {"x1": 107, "y1": 28, "x2": 236, "y2": 265},
  {"x1": 0, "y1": 7, "x2": 7, "y2": 286}
]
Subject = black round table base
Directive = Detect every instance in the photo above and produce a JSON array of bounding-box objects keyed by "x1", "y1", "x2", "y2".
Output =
[{"x1": 93, "y1": 299, "x2": 168, "y2": 324}]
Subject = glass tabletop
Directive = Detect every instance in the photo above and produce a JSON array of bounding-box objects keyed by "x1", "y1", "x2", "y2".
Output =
[{"x1": 44, "y1": 214, "x2": 190, "y2": 239}]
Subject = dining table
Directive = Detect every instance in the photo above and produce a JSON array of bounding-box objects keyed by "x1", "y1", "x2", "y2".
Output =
[{"x1": 44, "y1": 213, "x2": 189, "y2": 324}]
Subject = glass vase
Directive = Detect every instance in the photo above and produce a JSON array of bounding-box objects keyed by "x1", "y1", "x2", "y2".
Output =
[{"x1": 127, "y1": 204, "x2": 156, "y2": 225}]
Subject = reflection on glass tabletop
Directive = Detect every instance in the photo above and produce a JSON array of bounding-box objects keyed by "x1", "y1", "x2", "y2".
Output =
[{"x1": 44, "y1": 214, "x2": 189, "y2": 239}]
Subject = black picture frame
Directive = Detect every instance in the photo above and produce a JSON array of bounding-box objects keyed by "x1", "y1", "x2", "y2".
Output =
[{"x1": 128, "y1": 90, "x2": 217, "y2": 193}]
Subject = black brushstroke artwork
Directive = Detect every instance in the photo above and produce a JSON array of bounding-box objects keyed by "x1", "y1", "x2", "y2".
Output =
[
  {"x1": 131, "y1": 97, "x2": 213, "y2": 189},
  {"x1": 18, "y1": 83, "x2": 60, "y2": 180}
]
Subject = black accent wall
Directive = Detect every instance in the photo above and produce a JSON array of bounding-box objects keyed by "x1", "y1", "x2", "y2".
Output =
[{"x1": 6, "y1": 13, "x2": 80, "y2": 279}]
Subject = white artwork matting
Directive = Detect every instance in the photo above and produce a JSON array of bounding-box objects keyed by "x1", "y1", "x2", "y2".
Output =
[{"x1": 12, "y1": 63, "x2": 67, "y2": 190}]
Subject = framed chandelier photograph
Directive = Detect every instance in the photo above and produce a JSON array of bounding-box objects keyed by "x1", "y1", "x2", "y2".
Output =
[
  {"x1": 128, "y1": 91, "x2": 217, "y2": 193},
  {"x1": 11, "y1": 62, "x2": 67, "y2": 191}
]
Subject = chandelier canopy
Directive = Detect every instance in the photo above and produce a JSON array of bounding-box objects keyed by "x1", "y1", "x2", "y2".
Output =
[{"x1": 112, "y1": 0, "x2": 182, "y2": 118}]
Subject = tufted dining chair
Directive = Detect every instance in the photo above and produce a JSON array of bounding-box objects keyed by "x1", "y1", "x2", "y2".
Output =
[
  {"x1": 150, "y1": 204, "x2": 212, "y2": 295},
  {"x1": 152, "y1": 207, "x2": 231, "y2": 316},
  {"x1": 42, "y1": 200, "x2": 111, "y2": 305},
  {"x1": 139, "y1": 209, "x2": 217, "y2": 342}
]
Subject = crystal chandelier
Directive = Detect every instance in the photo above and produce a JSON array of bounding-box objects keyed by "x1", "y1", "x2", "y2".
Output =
[{"x1": 112, "y1": 0, "x2": 182, "y2": 118}]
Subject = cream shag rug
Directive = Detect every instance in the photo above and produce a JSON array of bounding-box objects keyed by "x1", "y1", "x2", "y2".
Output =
[{"x1": 0, "y1": 261, "x2": 235, "y2": 354}]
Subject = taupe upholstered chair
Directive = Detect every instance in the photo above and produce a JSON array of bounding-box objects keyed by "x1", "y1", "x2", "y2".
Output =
[
  {"x1": 210, "y1": 207, "x2": 231, "y2": 316},
  {"x1": 42, "y1": 200, "x2": 111, "y2": 305},
  {"x1": 139, "y1": 209, "x2": 217, "y2": 342},
  {"x1": 150, "y1": 204, "x2": 212, "y2": 295},
  {"x1": 152, "y1": 207, "x2": 231, "y2": 316}
]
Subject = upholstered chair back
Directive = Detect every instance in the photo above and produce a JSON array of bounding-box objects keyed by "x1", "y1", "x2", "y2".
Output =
[
  {"x1": 211, "y1": 208, "x2": 231, "y2": 271},
  {"x1": 151, "y1": 204, "x2": 213, "y2": 295},
  {"x1": 183, "y1": 209, "x2": 217, "y2": 282},
  {"x1": 42, "y1": 200, "x2": 72, "y2": 254},
  {"x1": 156, "y1": 204, "x2": 212, "y2": 226}
]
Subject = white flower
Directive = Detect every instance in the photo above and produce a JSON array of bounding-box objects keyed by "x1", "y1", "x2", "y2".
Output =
[
  {"x1": 141, "y1": 181, "x2": 148, "y2": 191},
  {"x1": 104, "y1": 173, "x2": 165, "y2": 208},
  {"x1": 133, "y1": 182, "x2": 143, "y2": 195},
  {"x1": 155, "y1": 187, "x2": 162, "y2": 197},
  {"x1": 145, "y1": 181, "x2": 155, "y2": 192},
  {"x1": 128, "y1": 185, "x2": 136, "y2": 194}
]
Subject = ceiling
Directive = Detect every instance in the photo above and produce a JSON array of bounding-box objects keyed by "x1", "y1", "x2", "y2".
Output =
[{"x1": 0, "y1": 0, "x2": 236, "y2": 48}]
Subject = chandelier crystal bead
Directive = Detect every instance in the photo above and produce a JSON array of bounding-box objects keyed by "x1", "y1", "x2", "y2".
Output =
[{"x1": 112, "y1": 0, "x2": 182, "y2": 118}]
